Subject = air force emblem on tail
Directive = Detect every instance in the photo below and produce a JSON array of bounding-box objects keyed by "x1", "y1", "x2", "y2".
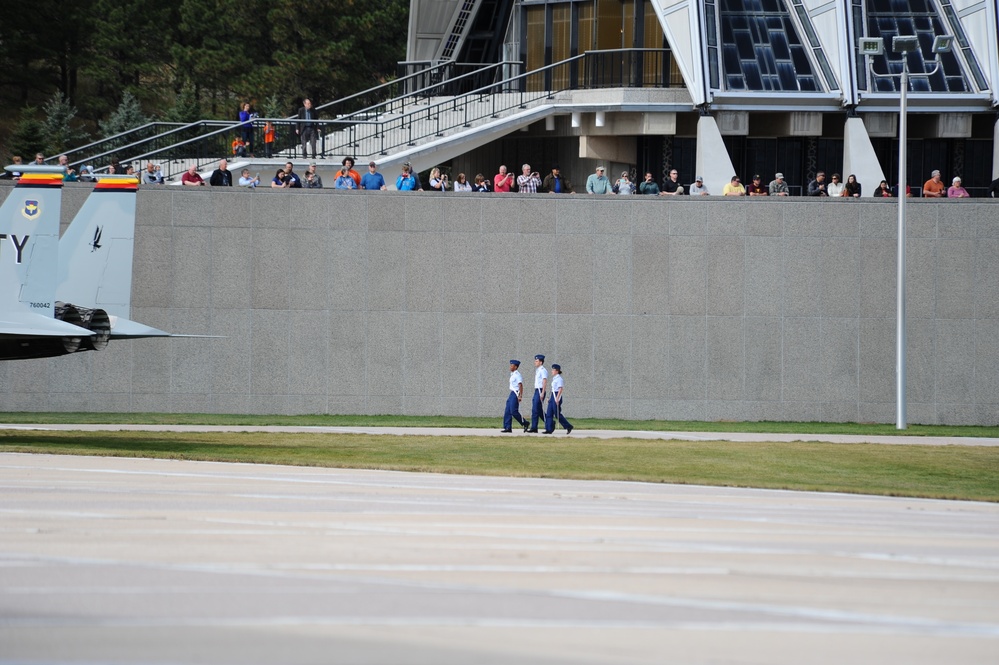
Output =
[
  {"x1": 22, "y1": 199, "x2": 39, "y2": 220},
  {"x1": 90, "y1": 226, "x2": 103, "y2": 252}
]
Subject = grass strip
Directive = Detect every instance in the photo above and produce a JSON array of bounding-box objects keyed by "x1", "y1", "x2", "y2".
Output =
[
  {"x1": 0, "y1": 412, "x2": 996, "y2": 438},
  {"x1": 1, "y1": 430, "x2": 996, "y2": 502}
]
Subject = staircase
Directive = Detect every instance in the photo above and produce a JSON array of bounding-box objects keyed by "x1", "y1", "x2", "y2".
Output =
[{"x1": 52, "y1": 49, "x2": 677, "y2": 181}]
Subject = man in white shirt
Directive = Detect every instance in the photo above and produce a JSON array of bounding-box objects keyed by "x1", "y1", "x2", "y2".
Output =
[
  {"x1": 502, "y1": 360, "x2": 527, "y2": 433},
  {"x1": 527, "y1": 354, "x2": 548, "y2": 433}
]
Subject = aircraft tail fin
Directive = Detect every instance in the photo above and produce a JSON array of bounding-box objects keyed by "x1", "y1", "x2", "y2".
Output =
[
  {"x1": 57, "y1": 175, "x2": 140, "y2": 319},
  {"x1": 1, "y1": 166, "x2": 65, "y2": 318}
]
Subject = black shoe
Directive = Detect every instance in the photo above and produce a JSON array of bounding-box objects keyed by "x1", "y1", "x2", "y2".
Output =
[
  {"x1": 501, "y1": 428, "x2": 512, "y2": 433},
  {"x1": 542, "y1": 430, "x2": 554, "y2": 434},
  {"x1": 527, "y1": 429, "x2": 539, "y2": 433},
  {"x1": 522, "y1": 422, "x2": 529, "y2": 432},
  {"x1": 566, "y1": 426, "x2": 573, "y2": 434}
]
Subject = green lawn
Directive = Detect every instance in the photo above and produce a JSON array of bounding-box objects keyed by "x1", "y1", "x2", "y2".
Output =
[
  {"x1": 2, "y1": 430, "x2": 996, "y2": 502},
  {"x1": 0, "y1": 412, "x2": 996, "y2": 438}
]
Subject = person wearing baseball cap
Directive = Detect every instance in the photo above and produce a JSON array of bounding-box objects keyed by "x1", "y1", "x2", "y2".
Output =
[
  {"x1": 360, "y1": 161, "x2": 387, "y2": 190},
  {"x1": 689, "y1": 175, "x2": 709, "y2": 196},
  {"x1": 586, "y1": 165, "x2": 612, "y2": 195},
  {"x1": 768, "y1": 172, "x2": 789, "y2": 196},
  {"x1": 747, "y1": 174, "x2": 768, "y2": 196},
  {"x1": 502, "y1": 360, "x2": 527, "y2": 433},
  {"x1": 543, "y1": 363, "x2": 574, "y2": 435}
]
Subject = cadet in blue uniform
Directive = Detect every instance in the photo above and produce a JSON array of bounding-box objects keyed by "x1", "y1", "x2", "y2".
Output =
[
  {"x1": 527, "y1": 354, "x2": 548, "y2": 433},
  {"x1": 502, "y1": 360, "x2": 527, "y2": 433},
  {"x1": 543, "y1": 363, "x2": 573, "y2": 434}
]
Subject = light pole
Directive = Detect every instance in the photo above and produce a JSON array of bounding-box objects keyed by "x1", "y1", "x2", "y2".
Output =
[{"x1": 859, "y1": 34, "x2": 954, "y2": 429}]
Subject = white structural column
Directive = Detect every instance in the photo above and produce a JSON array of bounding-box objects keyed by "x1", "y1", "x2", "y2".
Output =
[
  {"x1": 842, "y1": 117, "x2": 887, "y2": 196},
  {"x1": 695, "y1": 115, "x2": 738, "y2": 195}
]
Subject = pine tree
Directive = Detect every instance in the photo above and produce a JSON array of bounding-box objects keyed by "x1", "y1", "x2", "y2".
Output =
[
  {"x1": 161, "y1": 87, "x2": 203, "y2": 124},
  {"x1": 99, "y1": 91, "x2": 149, "y2": 138},
  {"x1": 8, "y1": 108, "x2": 47, "y2": 160},
  {"x1": 42, "y1": 92, "x2": 90, "y2": 154}
]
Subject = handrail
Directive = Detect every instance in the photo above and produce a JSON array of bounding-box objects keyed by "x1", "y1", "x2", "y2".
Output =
[
  {"x1": 44, "y1": 121, "x2": 187, "y2": 165},
  {"x1": 312, "y1": 60, "x2": 456, "y2": 116},
  {"x1": 336, "y1": 60, "x2": 522, "y2": 123},
  {"x1": 308, "y1": 48, "x2": 673, "y2": 159},
  {"x1": 56, "y1": 48, "x2": 676, "y2": 179},
  {"x1": 68, "y1": 120, "x2": 238, "y2": 171}
]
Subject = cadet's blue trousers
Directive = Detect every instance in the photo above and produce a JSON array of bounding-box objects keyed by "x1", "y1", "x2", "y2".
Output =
[
  {"x1": 530, "y1": 389, "x2": 545, "y2": 431},
  {"x1": 503, "y1": 392, "x2": 526, "y2": 430},
  {"x1": 545, "y1": 395, "x2": 572, "y2": 432}
]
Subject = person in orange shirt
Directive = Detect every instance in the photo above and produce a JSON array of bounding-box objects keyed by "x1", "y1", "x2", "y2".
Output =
[
  {"x1": 922, "y1": 169, "x2": 946, "y2": 198},
  {"x1": 263, "y1": 121, "x2": 276, "y2": 159}
]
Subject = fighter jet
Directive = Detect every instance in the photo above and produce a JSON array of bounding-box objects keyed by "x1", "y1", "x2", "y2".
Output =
[
  {"x1": 56, "y1": 173, "x2": 172, "y2": 339},
  {"x1": 0, "y1": 165, "x2": 99, "y2": 359}
]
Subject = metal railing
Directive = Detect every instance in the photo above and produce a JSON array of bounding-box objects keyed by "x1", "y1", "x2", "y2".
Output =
[
  {"x1": 51, "y1": 49, "x2": 675, "y2": 180},
  {"x1": 313, "y1": 49, "x2": 673, "y2": 158},
  {"x1": 46, "y1": 63, "x2": 462, "y2": 177}
]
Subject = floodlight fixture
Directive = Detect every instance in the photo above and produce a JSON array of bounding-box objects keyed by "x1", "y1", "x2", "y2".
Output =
[
  {"x1": 892, "y1": 35, "x2": 919, "y2": 54},
  {"x1": 931, "y1": 35, "x2": 954, "y2": 53},
  {"x1": 858, "y1": 38, "x2": 884, "y2": 56}
]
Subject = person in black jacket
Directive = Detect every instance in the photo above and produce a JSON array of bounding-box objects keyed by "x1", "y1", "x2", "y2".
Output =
[
  {"x1": 209, "y1": 159, "x2": 232, "y2": 186},
  {"x1": 296, "y1": 98, "x2": 318, "y2": 159}
]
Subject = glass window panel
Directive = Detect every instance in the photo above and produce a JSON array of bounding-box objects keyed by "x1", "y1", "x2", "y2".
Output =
[
  {"x1": 771, "y1": 32, "x2": 790, "y2": 60},
  {"x1": 744, "y1": 62, "x2": 764, "y2": 89},
  {"x1": 777, "y1": 62, "x2": 798, "y2": 88},
  {"x1": 791, "y1": 46, "x2": 811, "y2": 72},
  {"x1": 719, "y1": 0, "x2": 821, "y2": 91},
  {"x1": 945, "y1": 76, "x2": 966, "y2": 92},
  {"x1": 736, "y1": 31, "x2": 755, "y2": 59},
  {"x1": 865, "y1": 0, "x2": 972, "y2": 92},
  {"x1": 723, "y1": 44, "x2": 742, "y2": 72}
]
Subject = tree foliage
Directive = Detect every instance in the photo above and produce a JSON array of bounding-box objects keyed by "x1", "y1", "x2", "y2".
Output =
[
  {"x1": 42, "y1": 93, "x2": 90, "y2": 153},
  {"x1": 0, "y1": 0, "x2": 409, "y2": 143},
  {"x1": 99, "y1": 91, "x2": 149, "y2": 138},
  {"x1": 8, "y1": 108, "x2": 46, "y2": 159}
]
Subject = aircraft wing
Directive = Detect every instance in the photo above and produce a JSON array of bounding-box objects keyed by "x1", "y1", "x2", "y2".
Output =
[{"x1": 0, "y1": 310, "x2": 96, "y2": 339}]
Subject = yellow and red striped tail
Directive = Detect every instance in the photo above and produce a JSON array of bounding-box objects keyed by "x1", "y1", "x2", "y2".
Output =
[
  {"x1": 16, "y1": 173, "x2": 65, "y2": 187},
  {"x1": 95, "y1": 176, "x2": 140, "y2": 192}
]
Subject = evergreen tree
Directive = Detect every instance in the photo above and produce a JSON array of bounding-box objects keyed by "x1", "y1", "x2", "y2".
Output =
[
  {"x1": 8, "y1": 107, "x2": 47, "y2": 159},
  {"x1": 99, "y1": 91, "x2": 149, "y2": 138},
  {"x1": 42, "y1": 92, "x2": 90, "y2": 153},
  {"x1": 258, "y1": 94, "x2": 285, "y2": 120},
  {"x1": 161, "y1": 87, "x2": 203, "y2": 124}
]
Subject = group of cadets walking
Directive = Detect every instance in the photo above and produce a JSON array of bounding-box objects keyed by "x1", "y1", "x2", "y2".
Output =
[{"x1": 502, "y1": 355, "x2": 573, "y2": 435}]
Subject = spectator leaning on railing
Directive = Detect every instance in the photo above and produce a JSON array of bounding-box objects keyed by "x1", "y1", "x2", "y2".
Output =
[
  {"x1": 768, "y1": 172, "x2": 789, "y2": 196},
  {"x1": 947, "y1": 177, "x2": 970, "y2": 198},
  {"x1": 922, "y1": 170, "x2": 945, "y2": 198}
]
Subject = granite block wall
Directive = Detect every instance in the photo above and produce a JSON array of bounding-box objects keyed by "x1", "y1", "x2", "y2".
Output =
[{"x1": 1, "y1": 182, "x2": 997, "y2": 424}]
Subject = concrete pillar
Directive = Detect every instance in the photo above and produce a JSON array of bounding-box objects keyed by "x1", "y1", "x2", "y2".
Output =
[
  {"x1": 695, "y1": 115, "x2": 738, "y2": 195},
  {"x1": 843, "y1": 116, "x2": 887, "y2": 197}
]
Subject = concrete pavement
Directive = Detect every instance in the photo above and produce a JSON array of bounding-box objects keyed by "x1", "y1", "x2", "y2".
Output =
[{"x1": 1, "y1": 453, "x2": 997, "y2": 664}]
